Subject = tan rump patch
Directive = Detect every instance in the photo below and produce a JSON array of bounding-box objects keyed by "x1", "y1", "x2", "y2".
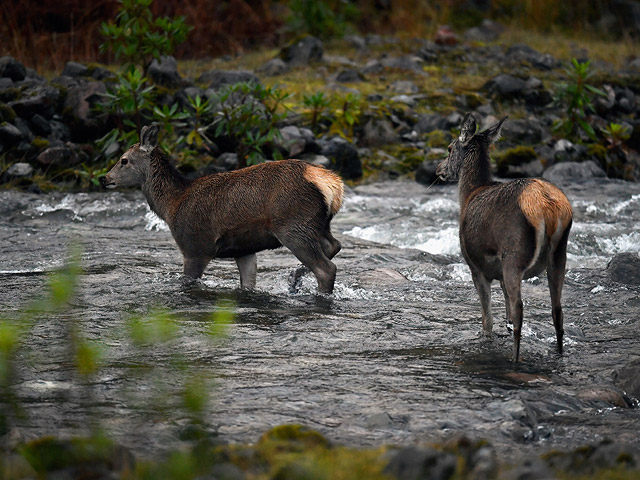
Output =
[
  {"x1": 518, "y1": 179, "x2": 573, "y2": 238},
  {"x1": 304, "y1": 165, "x2": 344, "y2": 215}
]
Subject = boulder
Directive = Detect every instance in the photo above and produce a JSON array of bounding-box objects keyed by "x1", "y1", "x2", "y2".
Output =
[
  {"x1": 415, "y1": 160, "x2": 440, "y2": 186},
  {"x1": 501, "y1": 118, "x2": 547, "y2": 145},
  {"x1": 483, "y1": 74, "x2": 527, "y2": 99},
  {"x1": 613, "y1": 359, "x2": 640, "y2": 400},
  {"x1": 36, "y1": 145, "x2": 84, "y2": 168},
  {"x1": 505, "y1": 44, "x2": 558, "y2": 70},
  {"x1": 199, "y1": 70, "x2": 259, "y2": 90},
  {"x1": 542, "y1": 160, "x2": 606, "y2": 183},
  {"x1": 147, "y1": 55, "x2": 183, "y2": 88},
  {"x1": 319, "y1": 136, "x2": 362, "y2": 179},
  {"x1": 336, "y1": 69, "x2": 364, "y2": 83},
  {"x1": 257, "y1": 58, "x2": 288, "y2": 76},
  {"x1": 0, "y1": 123, "x2": 25, "y2": 146},
  {"x1": 0, "y1": 56, "x2": 26, "y2": 81},
  {"x1": 607, "y1": 252, "x2": 640, "y2": 285},
  {"x1": 362, "y1": 118, "x2": 399, "y2": 147},
  {"x1": 384, "y1": 446, "x2": 457, "y2": 480},
  {"x1": 8, "y1": 84, "x2": 60, "y2": 120},
  {"x1": 280, "y1": 36, "x2": 323, "y2": 66},
  {"x1": 61, "y1": 61, "x2": 89, "y2": 78},
  {"x1": 62, "y1": 81, "x2": 110, "y2": 142},
  {"x1": 5, "y1": 162, "x2": 34, "y2": 178},
  {"x1": 545, "y1": 441, "x2": 640, "y2": 475},
  {"x1": 29, "y1": 113, "x2": 52, "y2": 136},
  {"x1": 279, "y1": 125, "x2": 307, "y2": 157}
]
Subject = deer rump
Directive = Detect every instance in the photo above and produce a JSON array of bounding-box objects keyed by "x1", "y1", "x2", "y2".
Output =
[
  {"x1": 168, "y1": 160, "x2": 342, "y2": 261},
  {"x1": 460, "y1": 178, "x2": 573, "y2": 282}
]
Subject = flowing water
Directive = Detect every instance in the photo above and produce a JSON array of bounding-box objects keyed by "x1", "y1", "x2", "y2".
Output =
[{"x1": 1, "y1": 177, "x2": 639, "y2": 459}]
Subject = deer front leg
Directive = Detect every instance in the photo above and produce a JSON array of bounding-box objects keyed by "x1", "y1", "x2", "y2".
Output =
[
  {"x1": 471, "y1": 270, "x2": 493, "y2": 335},
  {"x1": 235, "y1": 254, "x2": 257, "y2": 289}
]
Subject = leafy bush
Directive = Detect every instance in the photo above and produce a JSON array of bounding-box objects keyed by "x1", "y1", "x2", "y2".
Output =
[
  {"x1": 206, "y1": 82, "x2": 290, "y2": 168},
  {"x1": 286, "y1": 0, "x2": 358, "y2": 39},
  {"x1": 99, "y1": 0, "x2": 192, "y2": 75},
  {"x1": 554, "y1": 58, "x2": 605, "y2": 140}
]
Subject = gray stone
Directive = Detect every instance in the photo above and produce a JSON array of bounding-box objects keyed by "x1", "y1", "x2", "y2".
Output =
[
  {"x1": 501, "y1": 118, "x2": 546, "y2": 145},
  {"x1": 29, "y1": 113, "x2": 52, "y2": 136},
  {"x1": 280, "y1": 36, "x2": 323, "y2": 66},
  {"x1": 505, "y1": 44, "x2": 558, "y2": 70},
  {"x1": 148, "y1": 55, "x2": 183, "y2": 88},
  {"x1": 384, "y1": 446, "x2": 457, "y2": 480},
  {"x1": 62, "y1": 61, "x2": 89, "y2": 77},
  {"x1": 319, "y1": 136, "x2": 362, "y2": 179},
  {"x1": 279, "y1": 125, "x2": 307, "y2": 157},
  {"x1": 216, "y1": 152, "x2": 238, "y2": 171},
  {"x1": 390, "y1": 80, "x2": 419, "y2": 94},
  {"x1": 9, "y1": 84, "x2": 60, "y2": 120},
  {"x1": 613, "y1": 359, "x2": 640, "y2": 399},
  {"x1": 62, "y1": 81, "x2": 110, "y2": 142},
  {"x1": 0, "y1": 56, "x2": 26, "y2": 81},
  {"x1": 257, "y1": 58, "x2": 288, "y2": 76},
  {"x1": 6, "y1": 162, "x2": 33, "y2": 178},
  {"x1": 484, "y1": 74, "x2": 527, "y2": 99},
  {"x1": 363, "y1": 118, "x2": 399, "y2": 147},
  {"x1": 36, "y1": 145, "x2": 83, "y2": 168},
  {"x1": 543, "y1": 160, "x2": 606, "y2": 183},
  {"x1": 415, "y1": 160, "x2": 440, "y2": 186},
  {"x1": 336, "y1": 69, "x2": 364, "y2": 83},
  {"x1": 200, "y1": 70, "x2": 259, "y2": 90},
  {"x1": 365, "y1": 411, "x2": 394, "y2": 428},
  {"x1": 0, "y1": 123, "x2": 24, "y2": 145},
  {"x1": 607, "y1": 252, "x2": 640, "y2": 286}
]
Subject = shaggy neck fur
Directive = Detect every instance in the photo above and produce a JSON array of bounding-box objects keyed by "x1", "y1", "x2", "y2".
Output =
[
  {"x1": 141, "y1": 149, "x2": 192, "y2": 222},
  {"x1": 458, "y1": 139, "x2": 493, "y2": 205}
]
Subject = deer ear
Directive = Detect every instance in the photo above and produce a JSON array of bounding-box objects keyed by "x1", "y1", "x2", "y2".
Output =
[
  {"x1": 483, "y1": 115, "x2": 508, "y2": 144},
  {"x1": 459, "y1": 113, "x2": 477, "y2": 143},
  {"x1": 140, "y1": 124, "x2": 159, "y2": 153}
]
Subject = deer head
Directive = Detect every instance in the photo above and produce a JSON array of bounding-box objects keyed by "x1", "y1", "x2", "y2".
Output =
[{"x1": 103, "y1": 124, "x2": 159, "y2": 189}]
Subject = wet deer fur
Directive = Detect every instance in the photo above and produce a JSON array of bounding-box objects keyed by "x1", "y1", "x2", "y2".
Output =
[
  {"x1": 436, "y1": 114, "x2": 573, "y2": 361},
  {"x1": 103, "y1": 124, "x2": 344, "y2": 293}
]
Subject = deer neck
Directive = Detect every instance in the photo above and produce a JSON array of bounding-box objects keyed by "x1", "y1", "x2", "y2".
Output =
[
  {"x1": 458, "y1": 150, "x2": 493, "y2": 206},
  {"x1": 142, "y1": 154, "x2": 190, "y2": 222}
]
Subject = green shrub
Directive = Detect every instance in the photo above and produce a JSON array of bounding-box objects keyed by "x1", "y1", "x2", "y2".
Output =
[{"x1": 286, "y1": 0, "x2": 358, "y2": 39}]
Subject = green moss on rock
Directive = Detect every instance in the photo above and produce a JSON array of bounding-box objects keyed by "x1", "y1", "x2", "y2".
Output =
[
  {"x1": 31, "y1": 137, "x2": 50, "y2": 151},
  {"x1": 588, "y1": 143, "x2": 608, "y2": 162},
  {"x1": 0, "y1": 102, "x2": 16, "y2": 122},
  {"x1": 493, "y1": 145, "x2": 537, "y2": 167}
]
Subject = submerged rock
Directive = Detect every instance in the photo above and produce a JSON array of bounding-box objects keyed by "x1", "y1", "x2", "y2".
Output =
[
  {"x1": 613, "y1": 359, "x2": 640, "y2": 401},
  {"x1": 607, "y1": 252, "x2": 640, "y2": 285}
]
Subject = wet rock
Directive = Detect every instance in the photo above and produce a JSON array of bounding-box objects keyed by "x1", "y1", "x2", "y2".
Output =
[
  {"x1": 336, "y1": 69, "x2": 364, "y2": 83},
  {"x1": 148, "y1": 55, "x2": 183, "y2": 88},
  {"x1": 545, "y1": 440, "x2": 640, "y2": 475},
  {"x1": 0, "y1": 56, "x2": 26, "y2": 81},
  {"x1": 199, "y1": 70, "x2": 259, "y2": 90},
  {"x1": 257, "y1": 58, "x2": 288, "y2": 76},
  {"x1": 280, "y1": 36, "x2": 323, "y2": 66},
  {"x1": 36, "y1": 144, "x2": 84, "y2": 168},
  {"x1": 501, "y1": 118, "x2": 546, "y2": 145},
  {"x1": 62, "y1": 81, "x2": 110, "y2": 142},
  {"x1": 484, "y1": 74, "x2": 526, "y2": 99},
  {"x1": 612, "y1": 359, "x2": 640, "y2": 400},
  {"x1": 0, "y1": 122, "x2": 24, "y2": 146},
  {"x1": 543, "y1": 160, "x2": 606, "y2": 183},
  {"x1": 5, "y1": 162, "x2": 34, "y2": 178},
  {"x1": 607, "y1": 252, "x2": 640, "y2": 285},
  {"x1": 434, "y1": 25, "x2": 459, "y2": 46},
  {"x1": 384, "y1": 446, "x2": 457, "y2": 480},
  {"x1": 319, "y1": 136, "x2": 362, "y2": 179},
  {"x1": 415, "y1": 160, "x2": 440, "y2": 186},
  {"x1": 502, "y1": 458, "x2": 555, "y2": 480},
  {"x1": 577, "y1": 387, "x2": 631, "y2": 408},
  {"x1": 365, "y1": 411, "x2": 394, "y2": 428},
  {"x1": 29, "y1": 113, "x2": 52, "y2": 136},
  {"x1": 363, "y1": 118, "x2": 399, "y2": 147},
  {"x1": 359, "y1": 268, "x2": 409, "y2": 287},
  {"x1": 61, "y1": 61, "x2": 89, "y2": 78},
  {"x1": 505, "y1": 44, "x2": 558, "y2": 70}
]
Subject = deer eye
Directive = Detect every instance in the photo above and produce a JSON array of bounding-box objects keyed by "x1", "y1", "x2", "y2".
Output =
[{"x1": 121, "y1": 158, "x2": 129, "y2": 165}]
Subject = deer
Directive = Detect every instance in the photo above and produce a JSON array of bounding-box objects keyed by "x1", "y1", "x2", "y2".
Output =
[
  {"x1": 102, "y1": 124, "x2": 343, "y2": 294},
  {"x1": 436, "y1": 113, "x2": 573, "y2": 362}
]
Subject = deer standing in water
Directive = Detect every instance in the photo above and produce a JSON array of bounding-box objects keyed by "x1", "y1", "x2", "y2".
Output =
[
  {"x1": 103, "y1": 125, "x2": 343, "y2": 293},
  {"x1": 436, "y1": 114, "x2": 573, "y2": 361}
]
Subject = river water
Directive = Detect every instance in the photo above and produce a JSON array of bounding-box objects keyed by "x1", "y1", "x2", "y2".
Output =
[{"x1": 1, "y1": 177, "x2": 639, "y2": 459}]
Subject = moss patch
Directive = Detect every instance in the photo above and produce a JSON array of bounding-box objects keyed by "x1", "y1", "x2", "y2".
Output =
[{"x1": 493, "y1": 145, "x2": 537, "y2": 167}]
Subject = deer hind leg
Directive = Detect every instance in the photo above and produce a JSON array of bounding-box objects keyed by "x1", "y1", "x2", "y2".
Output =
[
  {"x1": 321, "y1": 230, "x2": 341, "y2": 260},
  {"x1": 548, "y1": 226, "x2": 570, "y2": 354},
  {"x1": 183, "y1": 256, "x2": 209, "y2": 279},
  {"x1": 471, "y1": 270, "x2": 493, "y2": 335},
  {"x1": 502, "y1": 264, "x2": 524, "y2": 362},
  {"x1": 280, "y1": 234, "x2": 337, "y2": 294},
  {"x1": 235, "y1": 254, "x2": 257, "y2": 289},
  {"x1": 500, "y1": 280, "x2": 513, "y2": 334}
]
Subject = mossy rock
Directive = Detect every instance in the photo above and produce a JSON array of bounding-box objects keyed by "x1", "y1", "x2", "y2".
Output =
[
  {"x1": 427, "y1": 129, "x2": 451, "y2": 148},
  {"x1": 588, "y1": 143, "x2": 608, "y2": 162},
  {"x1": 31, "y1": 136, "x2": 50, "y2": 151},
  {"x1": 258, "y1": 424, "x2": 329, "y2": 455},
  {"x1": 493, "y1": 145, "x2": 537, "y2": 167},
  {"x1": 0, "y1": 102, "x2": 16, "y2": 122},
  {"x1": 0, "y1": 88, "x2": 20, "y2": 103}
]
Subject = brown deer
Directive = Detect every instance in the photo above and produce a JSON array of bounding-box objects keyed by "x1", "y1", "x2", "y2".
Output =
[
  {"x1": 102, "y1": 125, "x2": 343, "y2": 293},
  {"x1": 436, "y1": 114, "x2": 573, "y2": 361}
]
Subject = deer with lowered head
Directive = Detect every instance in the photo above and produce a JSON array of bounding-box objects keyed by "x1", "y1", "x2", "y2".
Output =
[
  {"x1": 436, "y1": 114, "x2": 573, "y2": 362},
  {"x1": 102, "y1": 124, "x2": 343, "y2": 293}
]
